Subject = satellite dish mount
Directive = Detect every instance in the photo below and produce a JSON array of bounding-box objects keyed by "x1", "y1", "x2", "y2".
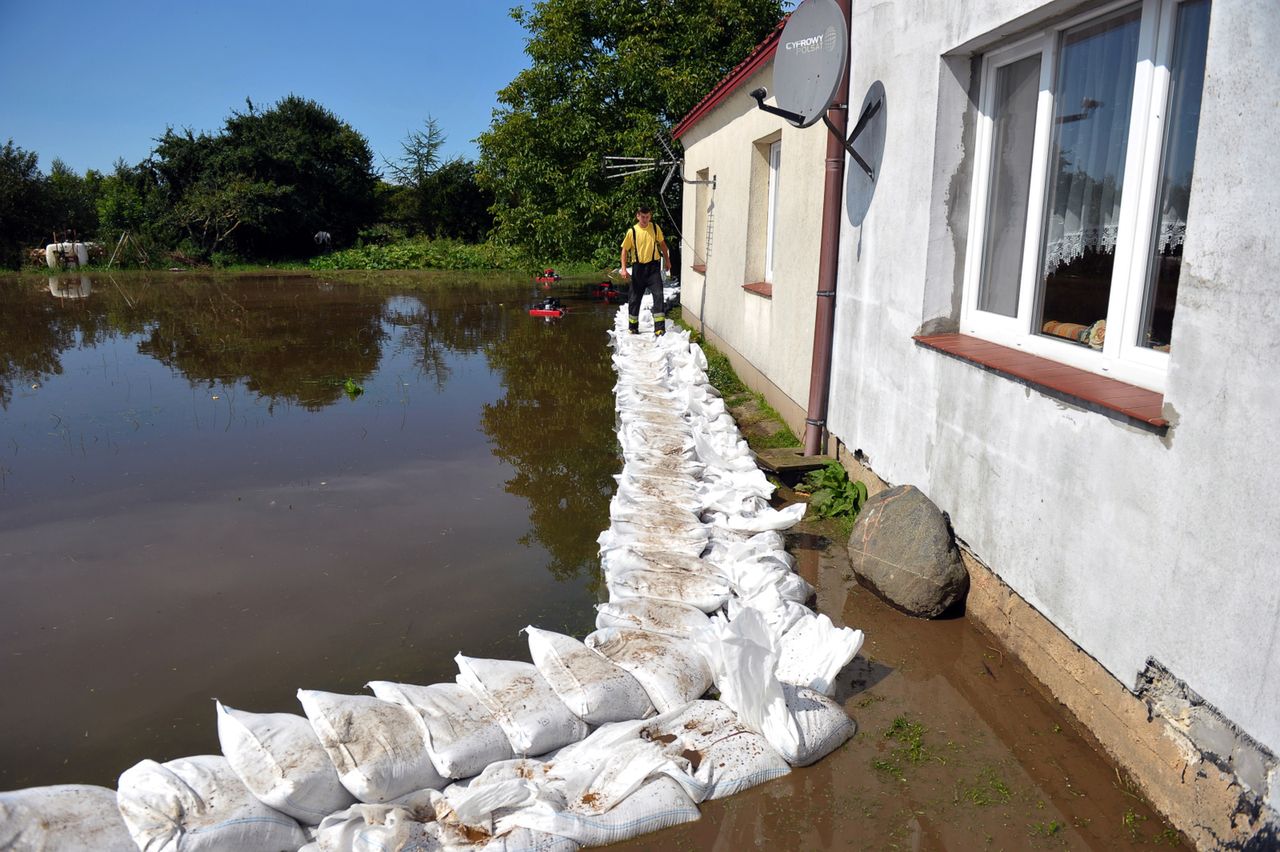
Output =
[{"x1": 750, "y1": 0, "x2": 880, "y2": 180}]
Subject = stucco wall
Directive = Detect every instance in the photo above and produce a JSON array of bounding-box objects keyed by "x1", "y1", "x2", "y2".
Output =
[
  {"x1": 826, "y1": 0, "x2": 1280, "y2": 770},
  {"x1": 678, "y1": 65, "x2": 830, "y2": 422}
]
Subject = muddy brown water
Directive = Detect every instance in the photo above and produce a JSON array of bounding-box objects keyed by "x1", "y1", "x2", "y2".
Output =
[
  {"x1": 0, "y1": 271, "x2": 1180, "y2": 849},
  {"x1": 611, "y1": 526, "x2": 1185, "y2": 850},
  {"x1": 0, "y1": 271, "x2": 618, "y2": 789}
]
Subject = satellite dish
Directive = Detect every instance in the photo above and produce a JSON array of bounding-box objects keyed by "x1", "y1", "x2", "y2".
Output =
[{"x1": 771, "y1": 0, "x2": 849, "y2": 128}]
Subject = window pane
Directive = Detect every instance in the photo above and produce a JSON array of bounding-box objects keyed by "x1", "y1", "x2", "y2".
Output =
[
  {"x1": 1140, "y1": 0, "x2": 1211, "y2": 351},
  {"x1": 765, "y1": 141, "x2": 781, "y2": 282},
  {"x1": 1037, "y1": 8, "x2": 1141, "y2": 349},
  {"x1": 978, "y1": 54, "x2": 1042, "y2": 317}
]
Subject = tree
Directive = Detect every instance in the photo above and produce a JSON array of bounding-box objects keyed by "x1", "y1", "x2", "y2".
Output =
[
  {"x1": 384, "y1": 118, "x2": 494, "y2": 240},
  {"x1": 45, "y1": 158, "x2": 99, "y2": 237},
  {"x1": 0, "y1": 140, "x2": 45, "y2": 268},
  {"x1": 151, "y1": 95, "x2": 379, "y2": 260},
  {"x1": 477, "y1": 0, "x2": 785, "y2": 263}
]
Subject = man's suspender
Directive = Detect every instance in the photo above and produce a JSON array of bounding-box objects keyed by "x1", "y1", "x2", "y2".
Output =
[{"x1": 631, "y1": 224, "x2": 662, "y2": 264}]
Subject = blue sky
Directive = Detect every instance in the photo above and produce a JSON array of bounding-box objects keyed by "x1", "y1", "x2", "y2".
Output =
[{"x1": 0, "y1": 1, "x2": 532, "y2": 177}]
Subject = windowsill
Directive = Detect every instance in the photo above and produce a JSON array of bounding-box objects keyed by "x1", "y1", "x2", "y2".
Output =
[
  {"x1": 913, "y1": 333, "x2": 1168, "y2": 430},
  {"x1": 742, "y1": 281, "x2": 773, "y2": 299},
  {"x1": 691, "y1": 264, "x2": 706, "y2": 274}
]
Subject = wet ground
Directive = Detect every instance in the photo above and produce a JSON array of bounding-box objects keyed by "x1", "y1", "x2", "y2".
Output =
[
  {"x1": 0, "y1": 271, "x2": 619, "y2": 788},
  {"x1": 611, "y1": 392, "x2": 1186, "y2": 850}
]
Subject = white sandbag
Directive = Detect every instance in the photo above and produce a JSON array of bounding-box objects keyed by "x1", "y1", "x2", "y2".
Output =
[
  {"x1": 609, "y1": 518, "x2": 708, "y2": 550},
  {"x1": 368, "y1": 681, "x2": 515, "y2": 780},
  {"x1": 614, "y1": 476, "x2": 701, "y2": 513},
  {"x1": 315, "y1": 789, "x2": 578, "y2": 852},
  {"x1": 604, "y1": 564, "x2": 731, "y2": 613},
  {"x1": 584, "y1": 628, "x2": 712, "y2": 713},
  {"x1": 501, "y1": 775, "x2": 699, "y2": 848},
  {"x1": 713, "y1": 556, "x2": 813, "y2": 606},
  {"x1": 602, "y1": 547, "x2": 721, "y2": 578},
  {"x1": 695, "y1": 608, "x2": 803, "y2": 762},
  {"x1": 455, "y1": 656, "x2": 590, "y2": 757},
  {"x1": 781, "y1": 684, "x2": 857, "y2": 767},
  {"x1": 216, "y1": 701, "x2": 355, "y2": 824},
  {"x1": 724, "y1": 586, "x2": 809, "y2": 636},
  {"x1": 525, "y1": 626, "x2": 655, "y2": 724},
  {"x1": 298, "y1": 689, "x2": 447, "y2": 803},
  {"x1": 595, "y1": 598, "x2": 712, "y2": 639},
  {"x1": 775, "y1": 613, "x2": 865, "y2": 696},
  {"x1": 708, "y1": 502, "x2": 807, "y2": 533},
  {"x1": 116, "y1": 755, "x2": 308, "y2": 852},
  {"x1": 0, "y1": 785, "x2": 134, "y2": 851},
  {"x1": 641, "y1": 701, "x2": 790, "y2": 801}
]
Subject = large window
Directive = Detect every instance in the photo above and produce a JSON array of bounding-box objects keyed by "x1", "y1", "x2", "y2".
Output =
[{"x1": 962, "y1": 0, "x2": 1211, "y2": 390}]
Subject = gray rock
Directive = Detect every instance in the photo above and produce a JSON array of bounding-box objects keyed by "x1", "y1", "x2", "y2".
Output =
[{"x1": 847, "y1": 484, "x2": 967, "y2": 618}]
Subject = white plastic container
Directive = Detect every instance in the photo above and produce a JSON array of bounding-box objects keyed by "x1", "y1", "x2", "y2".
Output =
[{"x1": 45, "y1": 242, "x2": 89, "y2": 269}]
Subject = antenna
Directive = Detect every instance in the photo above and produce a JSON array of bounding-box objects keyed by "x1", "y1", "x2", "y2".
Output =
[{"x1": 604, "y1": 132, "x2": 715, "y2": 193}]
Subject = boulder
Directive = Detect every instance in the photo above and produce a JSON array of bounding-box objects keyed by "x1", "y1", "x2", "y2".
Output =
[{"x1": 847, "y1": 484, "x2": 967, "y2": 618}]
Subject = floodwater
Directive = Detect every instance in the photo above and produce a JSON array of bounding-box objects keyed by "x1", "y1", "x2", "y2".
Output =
[
  {"x1": 614, "y1": 526, "x2": 1185, "y2": 850},
  {"x1": 0, "y1": 271, "x2": 619, "y2": 789},
  {"x1": 1, "y1": 271, "x2": 1184, "y2": 849}
]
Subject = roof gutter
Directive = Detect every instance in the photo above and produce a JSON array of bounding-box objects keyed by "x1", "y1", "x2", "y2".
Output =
[{"x1": 803, "y1": 0, "x2": 851, "y2": 456}]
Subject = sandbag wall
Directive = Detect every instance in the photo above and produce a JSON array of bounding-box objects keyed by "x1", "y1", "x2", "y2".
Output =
[{"x1": 0, "y1": 301, "x2": 865, "y2": 852}]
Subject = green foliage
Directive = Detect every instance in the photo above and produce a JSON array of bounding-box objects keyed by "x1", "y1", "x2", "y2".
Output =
[
  {"x1": 383, "y1": 118, "x2": 494, "y2": 240},
  {"x1": 45, "y1": 159, "x2": 99, "y2": 236},
  {"x1": 477, "y1": 0, "x2": 786, "y2": 261},
  {"x1": 342, "y1": 378, "x2": 364, "y2": 399},
  {"x1": 801, "y1": 461, "x2": 869, "y2": 520},
  {"x1": 0, "y1": 140, "x2": 45, "y2": 269},
  {"x1": 152, "y1": 95, "x2": 379, "y2": 260},
  {"x1": 309, "y1": 237, "x2": 527, "y2": 271}
]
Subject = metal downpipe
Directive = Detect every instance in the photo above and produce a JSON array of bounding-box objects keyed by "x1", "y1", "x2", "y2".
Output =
[{"x1": 803, "y1": 0, "x2": 852, "y2": 456}]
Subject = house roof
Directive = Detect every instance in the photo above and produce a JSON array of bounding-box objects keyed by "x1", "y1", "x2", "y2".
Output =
[{"x1": 672, "y1": 15, "x2": 789, "y2": 140}]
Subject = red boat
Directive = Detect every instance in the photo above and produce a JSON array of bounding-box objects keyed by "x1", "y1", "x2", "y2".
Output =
[{"x1": 534, "y1": 268, "x2": 561, "y2": 285}]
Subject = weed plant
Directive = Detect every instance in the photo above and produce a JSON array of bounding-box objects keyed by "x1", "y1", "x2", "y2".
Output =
[{"x1": 798, "y1": 461, "x2": 869, "y2": 521}]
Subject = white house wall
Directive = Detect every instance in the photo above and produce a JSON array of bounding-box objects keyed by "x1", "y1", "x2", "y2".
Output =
[
  {"x1": 827, "y1": 0, "x2": 1280, "y2": 764},
  {"x1": 679, "y1": 67, "x2": 831, "y2": 422}
]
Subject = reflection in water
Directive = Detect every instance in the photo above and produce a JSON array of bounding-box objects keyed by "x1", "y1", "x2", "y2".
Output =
[
  {"x1": 481, "y1": 305, "x2": 617, "y2": 584},
  {"x1": 48, "y1": 276, "x2": 92, "y2": 300},
  {"x1": 0, "y1": 272, "x2": 619, "y2": 789}
]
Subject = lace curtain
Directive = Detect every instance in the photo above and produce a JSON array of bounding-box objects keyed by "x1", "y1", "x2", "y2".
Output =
[{"x1": 1040, "y1": 10, "x2": 1142, "y2": 276}]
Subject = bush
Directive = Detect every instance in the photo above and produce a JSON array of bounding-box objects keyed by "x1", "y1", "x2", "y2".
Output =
[{"x1": 309, "y1": 237, "x2": 527, "y2": 271}]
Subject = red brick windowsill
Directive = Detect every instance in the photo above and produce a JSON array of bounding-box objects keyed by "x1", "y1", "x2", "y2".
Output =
[
  {"x1": 913, "y1": 333, "x2": 1167, "y2": 429},
  {"x1": 691, "y1": 263, "x2": 707, "y2": 274},
  {"x1": 742, "y1": 281, "x2": 773, "y2": 299}
]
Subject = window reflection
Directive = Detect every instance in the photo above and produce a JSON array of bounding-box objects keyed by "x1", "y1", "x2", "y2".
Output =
[
  {"x1": 1037, "y1": 7, "x2": 1141, "y2": 350},
  {"x1": 1141, "y1": 0, "x2": 1211, "y2": 352},
  {"x1": 979, "y1": 54, "x2": 1041, "y2": 318}
]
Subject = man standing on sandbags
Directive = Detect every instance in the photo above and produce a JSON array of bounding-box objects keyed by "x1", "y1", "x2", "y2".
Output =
[{"x1": 620, "y1": 205, "x2": 672, "y2": 337}]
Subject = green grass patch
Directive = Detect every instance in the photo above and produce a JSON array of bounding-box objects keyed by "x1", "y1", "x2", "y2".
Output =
[
  {"x1": 874, "y1": 715, "x2": 940, "y2": 781},
  {"x1": 961, "y1": 766, "x2": 1014, "y2": 806}
]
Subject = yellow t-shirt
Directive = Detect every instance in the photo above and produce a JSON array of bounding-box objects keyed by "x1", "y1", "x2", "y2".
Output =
[{"x1": 621, "y1": 223, "x2": 665, "y2": 264}]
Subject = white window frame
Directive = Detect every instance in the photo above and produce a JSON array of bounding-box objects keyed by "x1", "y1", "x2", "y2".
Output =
[
  {"x1": 765, "y1": 139, "x2": 782, "y2": 283},
  {"x1": 960, "y1": 0, "x2": 1198, "y2": 392}
]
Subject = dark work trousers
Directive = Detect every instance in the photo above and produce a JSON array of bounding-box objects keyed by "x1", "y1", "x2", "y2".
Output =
[{"x1": 627, "y1": 260, "x2": 666, "y2": 332}]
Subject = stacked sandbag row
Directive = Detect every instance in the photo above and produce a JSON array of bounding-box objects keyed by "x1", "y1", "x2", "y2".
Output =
[
  {"x1": 0, "y1": 304, "x2": 865, "y2": 852},
  {"x1": 602, "y1": 306, "x2": 866, "y2": 765}
]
